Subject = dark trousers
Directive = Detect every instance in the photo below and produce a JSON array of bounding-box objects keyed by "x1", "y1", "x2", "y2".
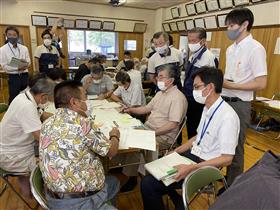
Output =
[
  {"x1": 226, "y1": 101, "x2": 251, "y2": 185},
  {"x1": 8, "y1": 73, "x2": 29, "y2": 104},
  {"x1": 141, "y1": 150, "x2": 202, "y2": 210},
  {"x1": 186, "y1": 100, "x2": 204, "y2": 139}
]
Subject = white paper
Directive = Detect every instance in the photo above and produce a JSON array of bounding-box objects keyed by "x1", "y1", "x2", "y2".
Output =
[
  {"x1": 264, "y1": 100, "x2": 280, "y2": 109},
  {"x1": 210, "y1": 48, "x2": 221, "y2": 61},
  {"x1": 126, "y1": 129, "x2": 156, "y2": 151},
  {"x1": 255, "y1": 97, "x2": 271, "y2": 101},
  {"x1": 87, "y1": 95, "x2": 98, "y2": 100},
  {"x1": 8, "y1": 57, "x2": 28, "y2": 68}
]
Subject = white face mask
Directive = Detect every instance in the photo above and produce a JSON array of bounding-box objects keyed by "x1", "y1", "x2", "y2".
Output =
[
  {"x1": 43, "y1": 39, "x2": 52, "y2": 47},
  {"x1": 157, "y1": 81, "x2": 167, "y2": 91},
  {"x1": 155, "y1": 44, "x2": 168, "y2": 54},
  {"x1": 38, "y1": 101, "x2": 50, "y2": 110},
  {"x1": 193, "y1": 87, "x2": 210, "y2": 104},
  {"x1": 188, "y1": 42, "x2": 202, "y2": 53},
  {"x1": 93, "y1": 79, "x2": 101, "y2": 84}
]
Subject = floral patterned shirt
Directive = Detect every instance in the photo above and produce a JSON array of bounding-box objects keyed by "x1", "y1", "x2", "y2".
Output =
[{"x1": 39, "y1": 108, "x2": 111, "y2": 192}]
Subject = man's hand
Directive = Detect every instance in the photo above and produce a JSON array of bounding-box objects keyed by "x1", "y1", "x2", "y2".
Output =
[
  {"x1": 18, "y1": 66, "x2": 27, "y2": 71},
  {"x1": 109, "y1": 127, "x2": 120, "y2": 139},
  {"x1": 85, "y1": 76, "x2": 93, "y2": 86},
  {"x1": 173, "y1": 164, "x2": 195, "y2": 181}
]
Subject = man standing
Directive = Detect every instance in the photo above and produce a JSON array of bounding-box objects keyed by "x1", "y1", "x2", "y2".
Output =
[
  {"x1": 184, "y1": 27, "x2": 218, "y2": 139},
  {"x1": 0, "y1": 26, "x2": 31, "y2": 103},
  {"x1": 148, "y1": 32, "x2": 183, "y2": 91},
  {"x1": 222, "y1": 8, "x2": 267, "y2": 185}
]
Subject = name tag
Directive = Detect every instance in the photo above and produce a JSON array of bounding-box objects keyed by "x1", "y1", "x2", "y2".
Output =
[
  {"x1": 191, "y1": 143, "x2": 202, "y2": 157},
  {"x1": 48, "y1": 64, "x2": 54, "y2": 69}
]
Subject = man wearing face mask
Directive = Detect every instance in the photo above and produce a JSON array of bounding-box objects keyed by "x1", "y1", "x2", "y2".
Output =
[
  {"x1": 34, "y1": 29, "x2": 61, "y2": 74},
  {"x1": 82, "y1": 65, "x2": 114, "y2": 99},
  {"x1": 222, "y1": 8, "x2": 267, "y2": 185},
  {"x1": 0, "y1": 26, "x2": 31, "y2": 104},
  {"x1": 39, "y1": 80, "x2": 120, "y2": 210},
  {"x1": 148, "y1": 32, "x2": 183, "y2": 91},
  {"x1": 184, "y1": 27, "x2": 218, "y2": 140},
  {"x1": 141, "y1": 67, "x2": 240, "y2": 210},
  {"x1": 0, "y1": 76, "x2": 54, "y2": 198},
  {"x1": 116, "y1": 50, "x2": 132, "y2": 71}
]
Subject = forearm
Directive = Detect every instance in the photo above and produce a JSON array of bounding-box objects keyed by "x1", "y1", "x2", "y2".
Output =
[
  {"x1": 107, "y1": 137, "x2": 119, "y2": 158},
  {"x1": 174, "y1": 136, "x2": 196, "y2": 154},
  {"x1": 129, "y1": 106, "x2": 151, "y2": 115},
  {"x1": 149, "y1": 74, "x2": 157, "y2": 84},
  {"x1": 104, "y1": 90, "x2": 113, "y2": 98},
  {"x1": 111, "y1": 94, "x2": 123, "y2": 103},
  {"x1": 194, "y1": 155, "x2": 233, "y2": 169},
  {"x1": 34, "y1": 58, "x2": 39, "y2": 72},
  {"x1": 155, "y1": 121, "x2": 178, "y2": 136},
  {"x1": 223, "y1": 76, "x2": 267, "y2": 91}
]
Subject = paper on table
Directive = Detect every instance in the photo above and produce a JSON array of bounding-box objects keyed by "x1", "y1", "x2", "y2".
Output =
[
  {"x1": 255, "y1": 97, "x2": 271, "y2": 101},
  {"x1": 8, "y1": 57, "x2": 28, "y2": 68},
  {"x1": 88, "y1": 95, "x2": 98, "y2": 100},
  {"x1": 265, "y1": 100, "x2": 280, "y2": 109},
  {"x1": 125, "y1": 129, "x2": 156, "y2": 151},
  {"x1": 100, "y1": 102, "x2": 121, "y2": 109}
]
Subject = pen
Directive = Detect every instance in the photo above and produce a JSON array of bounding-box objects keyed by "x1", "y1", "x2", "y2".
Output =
[{"x1": 113, "y1": 121, "x2": 119, "y2": 128}]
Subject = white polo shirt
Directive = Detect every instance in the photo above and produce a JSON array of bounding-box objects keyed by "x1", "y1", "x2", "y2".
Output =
[
  {"x1": 148, "y1": 47, "x2": 183, "y2": 74},
  {"x1": 0, "y1": 42, "x2": 30, "y2": 74},
  {"x1": 113, "y1": 81, "x2": 146, "y2": 107},
  {"x1": 0, "y1": 90, "x2": 41, "y2": 155},
  {"x1": 192, "y1": 96, "x2": 240, "y2": 161},
  {"x1": 222, "y1": 34, "x2": 267, "y2": 101}
]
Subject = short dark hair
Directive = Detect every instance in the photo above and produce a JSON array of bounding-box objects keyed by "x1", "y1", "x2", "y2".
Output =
[
  {"x1": 124, "y1": 60, "x2": 134, "y2": 71},
  {"x1": 47, "y1": 68, "x2": 67, "y2": 81},
  {"x1": 191, "y1": 66, "x2": 224, "y2": 93},
  {"x1": 88, "y1": 57, "x2": 101, "y2": 64},
  {"x1": 188, "y1": 27, "x2": 207, "y2": 40},
  {"x1": 225, "y1": 8, "x2": 254, "y2": 31},
  {"x1": 157, "y1": 64, "x2": 176, "y2": 79},
  {"x1": 41, "y1": 29, "x2": 53, "y2": 39},
  {"x1": 5, "y1": 26, "x2": 19, "y2": 36},
  {"x1": 28, "y1": 73, "x2": 47, "y2": 88},
  {"x1": 91, "y1": 65, "x2": 103, "y2": 75},
  {"x1": 97, "y1": 54, "x2": 107, "y2": 61},
  {"x1": 115, "y1": 71, "x2": 131, "y2": 84},
  {"x1": 153, "y1": 31, "x2": 169, "y2": 42},
  {"x1": 124, "y1": 50, "x2": 131, "y2": 56},
  {"x1": 54, "y1": 80, "x2": 83, "y2": 108}
]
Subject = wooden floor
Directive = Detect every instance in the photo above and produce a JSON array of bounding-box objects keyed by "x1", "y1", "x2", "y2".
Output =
[{"x1": 1, "y1": 84, "x2": 280, "y2": 210}]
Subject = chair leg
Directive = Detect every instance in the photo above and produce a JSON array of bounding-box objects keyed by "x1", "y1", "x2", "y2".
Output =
[
  {"x1": 0, "y1": 183, "x2": 7, "y2": 196},
  {"x1": 2, "y1": 176, "x2": 35, "y2": 209}
]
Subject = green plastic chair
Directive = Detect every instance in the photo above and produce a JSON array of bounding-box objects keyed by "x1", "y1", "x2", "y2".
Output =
[
  {"x1": 0, "y1": 167, "x2": 36, "y2": 209},
  {"x1": 182, "y1": 166, "x2": 228, "y2": 210},
  {"x1": 0, "y1": 103, "x2": 8, "y2": 113},
  {"x1": 30, "y1": 166, "x2": 49, "y2": 210}
]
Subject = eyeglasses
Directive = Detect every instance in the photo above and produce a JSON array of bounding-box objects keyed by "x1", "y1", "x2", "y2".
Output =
[
  {"x1": 156, "y1": 76, "x2": 169, "y2": 80},
  {"x1": 193, "y1": 84, "x2": 205, "y2": 90}
]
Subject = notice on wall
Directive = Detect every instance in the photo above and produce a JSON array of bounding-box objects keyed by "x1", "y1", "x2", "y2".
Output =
[
  {"x1": 274, "y1": 37, "x2": 280, "y2": 55},
  {"x1": 210, "y1": 48, "x2": 221, "y2": 61}
]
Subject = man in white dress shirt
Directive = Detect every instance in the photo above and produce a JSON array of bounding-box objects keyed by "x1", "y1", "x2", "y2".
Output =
[
  {"x1": 0, "y1": 26, "x2": 31, "y2": 103},
  {"x1": 222, "y1": 8, "x2": 267, "y2": 185}
]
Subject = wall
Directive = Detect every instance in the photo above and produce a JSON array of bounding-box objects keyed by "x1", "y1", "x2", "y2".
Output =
[{"x1": 0, "y1": 0, "x2": 156, "y2": 58}]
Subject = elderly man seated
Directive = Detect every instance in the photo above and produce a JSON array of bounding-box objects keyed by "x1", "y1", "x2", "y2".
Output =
[
  {"x1": 82, "y1": 65, "x2": 114, "y2": 99},
  {"x1": 39, "y1": 80, "x2": 120, "y2": 210},
  {"x1": 141, "y1": 67, "x2": 240, "y2": 210},
  {"x1": 119, "y1": 65, "x2": 187, "y2": 192},
  {"x1": 0, "y1": 75, "x2": 54, "y2": 197}
]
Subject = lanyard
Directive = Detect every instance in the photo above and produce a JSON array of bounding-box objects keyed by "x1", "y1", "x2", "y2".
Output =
[
  {"x1": 8, "y1": 43, "x2": 20, "y2": 58},
  {"x1": 197, "y1": 100, "x2": 224, "y2": 145}
]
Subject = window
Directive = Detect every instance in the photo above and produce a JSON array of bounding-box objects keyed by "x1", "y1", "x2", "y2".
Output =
[
  {"x1": 67, "y1": 30, "x2": 117, "y2": 54},
  {"x1": 124, "y1": 40, "x2": 137, "y2": 51}
]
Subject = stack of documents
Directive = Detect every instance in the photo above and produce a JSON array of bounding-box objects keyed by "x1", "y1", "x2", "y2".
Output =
[
  {"x1": 145, "y1": 152, "x2": 195, "y2": 186},
  {"x1": 8, "y1": 57, "x2": 28, "y2": 69}
]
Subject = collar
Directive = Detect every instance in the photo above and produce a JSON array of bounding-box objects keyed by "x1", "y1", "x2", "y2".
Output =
[
  {"x1": 25, "y1": 90, "x2": 38, "y2": 108},
  {"x1": 56, "y1": 107, "x2": 82, "y2": 118},
  {"x1": 162, "y1": 85, "x2": 177, "y2": 94},
  {"x1": 159, "y1": 47, "x2": 171, "y2": 58},
  {"x1": 205, "y1": 96, "x2": 223, "y2": 117},
  {"x1": 125, "y1": 81, "x2": 134, "y2": 92},
  {"x1": 190, "y1": 46, "x2": 206, "y2": 60},
  {"x1": 8, "y1": 42, "x2": 18, "y2": 49},
  {"x1": 44, "y1": 44, "x2": 53, "y2": 51},
  {"x1": 234, "y1": 34, "x2": 252, "y2": 48}
]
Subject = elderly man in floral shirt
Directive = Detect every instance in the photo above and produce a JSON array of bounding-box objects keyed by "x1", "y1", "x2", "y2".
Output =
[{"x1": 39, "y1": 80, "x2": 120, "y2": 210}]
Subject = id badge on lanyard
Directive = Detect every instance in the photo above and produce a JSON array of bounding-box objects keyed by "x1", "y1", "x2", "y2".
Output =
[{"x1": 191, "y1": 142, "x2": 202, "y2": 156}]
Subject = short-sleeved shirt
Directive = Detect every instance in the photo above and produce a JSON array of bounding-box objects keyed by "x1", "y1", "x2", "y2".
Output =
[
  {"x1": 0, "y1": 90, "x2": 41, "y2": 156},
  {"x1": 113, "y1": 81, "x2": 146, "y2": 107},
  {"x1": 0, "y1": 42, "x2": 30, "y2": 74},
  {"x1": 39, "y1": 108, "x2": 111, "y2": 192},
  {"x1": 189, "y1": 48, "x2": 216, "y2": 68},
  {"x1": 74, "y1": 63, "x2": 90, "y2": 81},
  {"x1": 192, "y1": 97, "x2": 240, "y2": 160},
  {"x1": 222, "y1": 34, "x2": 267, "y2": 101},
  {"x1": 81, "y1": 74, "x2": 114, "y2": 95},
  {"x1": 34, "y1": 44, "x2": 60, "y2": 73},
  {"x1": 127, "y1": 69, "x2": 142, "y2": 88},
  {"x1": 145, "y1": 86, "x2": 187, "y2": 144}
]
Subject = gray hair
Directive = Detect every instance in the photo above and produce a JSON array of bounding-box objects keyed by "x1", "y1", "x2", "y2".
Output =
[
  {"x1": 188, "y1": 27, "x2": 207, "y2": 40},
  {"x1": 157, "y1": 65, "x2": 176, "y2": 79},
  {"x1": 30, "y1": 78, "x2": 55, "y2": 96},
  {"x1": 153, "y1": 31, "x2": 169, "y2": 42}
]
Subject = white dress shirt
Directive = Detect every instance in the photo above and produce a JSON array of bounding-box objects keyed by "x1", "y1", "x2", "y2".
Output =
[
  {"x1": 189, "y1": 48, "x2": 216, "y2": 68},
  {"x1": 222, "y1": 34, "x2": 267, "y2": 101},
  {"x1": 192, "y1": 96, "x2": 240, "y2": 161},
  {"x1": 0, "y1": 42, "x2": 30, "y2": 74}
]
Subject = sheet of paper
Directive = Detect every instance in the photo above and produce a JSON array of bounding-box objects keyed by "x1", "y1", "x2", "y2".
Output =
[
  {"x1": 126, "y1": 129, "x2": 156, "y2": 151},
  {"x1": 8, "y1": 57, "x2": 28, "y2": 68},
  {"x1": 144, "y1": 152, "x2": 195, "y2": 181},
  {"x1": 265, "y1": 100, "x2": 280, "y2": 109},
  {"x1": 256, "y1": 97, "x2": 271, "y2": 101},
  {"x1": 88, "y1": 95, "x2": 98, "y2": 100},
  {"x1": 100, "y1": 102, "x2": 121, "y2": 109}
]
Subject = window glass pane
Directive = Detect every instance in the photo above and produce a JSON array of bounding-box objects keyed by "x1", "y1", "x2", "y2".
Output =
[
  {"x1": 68, "y1": 30, "x2": 85, "y2": 52},
  {"x1": 124, "y1": 40, "x2": 137, "y2": 51},
  {"x1": 86, "y1": 31, "x2": 116, "y2": 54}
]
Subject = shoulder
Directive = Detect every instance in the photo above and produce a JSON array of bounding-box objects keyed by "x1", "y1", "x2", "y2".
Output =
[
  {"x1": 18, "y1": 44, "x2": 28, "y2": 51},
  {"x1": 250, "y1": 39, "x2": 266, "y2": 52},
  {"x1": 0, "y1": 43, "x2": 8, "y2": 50},
  {"x1": 220, "y1": 102, "x2": 239, "y2": 122}
]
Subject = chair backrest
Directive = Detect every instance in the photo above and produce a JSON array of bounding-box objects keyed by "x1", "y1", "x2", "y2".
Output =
[
  {"x1": 182, "y1": 166, "x2": 228, "y2": 208},
  {"x1": 30, "y1": 166, "x2": 49, "y2": 210},
  {"x1": 168, "y1": 116, "x2": 187, "y2": 151},
  {"x1": 0, "y1": 103, "x2": 8, "y2": 113}
]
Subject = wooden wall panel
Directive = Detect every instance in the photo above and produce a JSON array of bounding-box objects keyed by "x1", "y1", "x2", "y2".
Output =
[
  {"x1": 169, "y1": 32, "x2": 180, "y2": 49},
  {"x1": 118, "y1": 32, "x2": 143, "y2": 61},
  {"x1": 0, "y1": 24, "x2": 33, "y2": 73}
]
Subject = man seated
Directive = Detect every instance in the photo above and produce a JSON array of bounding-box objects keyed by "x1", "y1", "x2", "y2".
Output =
[
  {"x1": 39, "y1": 80, "x2": 120, "y2": 210},
  {"x1": 74, "y1": 57, "x2": 101, "y2": 82},
  {"x1": 116, "y1": 50, "x2": 132, "y2": 71},
  {"x1": 118, "y1": 65, "x2": 187, "y2": 192},
  {"x1": 0, "y1": 76, "x2": 54, "y2": 197},
  {"x1": 140, "y1": 66, "x2": 240, "y2": 210},
  {"x1": 81, "y1": 65, "x2": 114, "y2": 99}
]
